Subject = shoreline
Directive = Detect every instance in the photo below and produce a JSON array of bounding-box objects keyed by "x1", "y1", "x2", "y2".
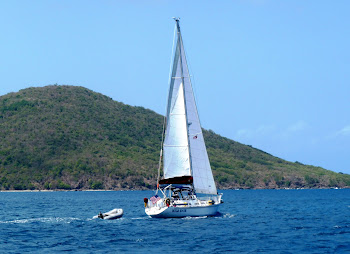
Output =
[
  {"x1": 0, "y1": 189, "x2": 116, "y2": 193},
  {"x1": 0, "y1": 187, "x2": 348, "y2": 193}
]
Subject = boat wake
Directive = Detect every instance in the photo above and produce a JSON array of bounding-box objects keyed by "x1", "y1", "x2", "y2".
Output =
[
  {"x1": 223, "y1": 213, "x2": 236, "y2": 218},
  {"x1": 0, "y1": 217, "x2": 81, "y2": 224},
  {"x1": 131, "y1": 217, "x2": 149, "y2": 220},
  {"x1": 182, "y1": 216, "x2": 208, "y2": 220},
  {"x1": 212, "y1": 212, "x2": 236, "y2": 219}
]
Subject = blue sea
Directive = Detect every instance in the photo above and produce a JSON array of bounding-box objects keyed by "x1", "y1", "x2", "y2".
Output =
[{"x1": 0, "y1": 189, "x2": 349, "y2": 253}]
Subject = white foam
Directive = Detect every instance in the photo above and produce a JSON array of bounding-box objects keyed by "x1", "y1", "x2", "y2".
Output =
[
  {"x1": 223, "y1": 213, "x2": 236, "y2": 218},
  {"x1": 182, "y1": 216, "x2": 208, "y2": 220},
  {"x1": 0, "y1": 217, "x2": 80, "y2": 224}
]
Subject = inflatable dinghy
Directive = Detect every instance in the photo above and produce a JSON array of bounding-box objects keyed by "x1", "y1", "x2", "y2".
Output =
[{"x1": 93, "y1": 208, "x2": 123, "y2": 220}]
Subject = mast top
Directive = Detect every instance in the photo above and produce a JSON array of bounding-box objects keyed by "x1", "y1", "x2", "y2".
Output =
[{"x1": 173, "y1": 17, "x2": 181, "y2": 33}]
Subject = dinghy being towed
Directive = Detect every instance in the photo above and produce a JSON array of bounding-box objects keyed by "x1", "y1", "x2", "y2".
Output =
[
  {"x1": 144, "y1": 18, "x2": 223, "y2": 218},
  {"x1": 93, "y1": 208, "x2": 123, "y2": 220}
]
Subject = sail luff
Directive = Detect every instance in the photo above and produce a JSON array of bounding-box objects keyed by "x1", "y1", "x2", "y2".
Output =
[{"x1": 166, "y1": 38, "x2": 180, "y2": 123}]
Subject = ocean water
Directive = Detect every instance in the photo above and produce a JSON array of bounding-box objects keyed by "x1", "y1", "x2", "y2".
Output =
[{"x1": 0, "y1": 189, "x2": 349, "y2": 253}]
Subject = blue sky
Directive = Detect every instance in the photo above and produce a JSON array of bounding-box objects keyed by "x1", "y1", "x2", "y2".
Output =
[{"x1": 1, "y1": 1, "x2": 349, "y2": 174}]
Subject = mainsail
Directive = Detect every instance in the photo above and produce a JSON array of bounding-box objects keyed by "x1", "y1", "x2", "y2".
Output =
[{"x1": 163, "y1": 20, "x2": 217, "y2": 195}]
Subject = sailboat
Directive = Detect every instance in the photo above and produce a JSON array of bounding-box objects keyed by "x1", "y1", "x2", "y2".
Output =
[{"x1": 144, "y1": 18, "x2": 223, "y2": 218}]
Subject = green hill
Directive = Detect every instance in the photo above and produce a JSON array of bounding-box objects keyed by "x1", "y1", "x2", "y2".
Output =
[{"x1": 0, "y1": 85, "x2": 349, "y2": 190}]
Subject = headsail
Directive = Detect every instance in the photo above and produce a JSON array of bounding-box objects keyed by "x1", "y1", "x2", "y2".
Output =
[{"x1": 163, "y1": 19, "x2": 217, "y2": 195}]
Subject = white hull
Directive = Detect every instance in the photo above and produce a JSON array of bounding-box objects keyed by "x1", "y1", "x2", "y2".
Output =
[
  {"x1": 145, "y1": 203, "x2": 220, "y2": 218},
  {"x1": 145, "y1": 193, "x2": 222, "y2": 218}
]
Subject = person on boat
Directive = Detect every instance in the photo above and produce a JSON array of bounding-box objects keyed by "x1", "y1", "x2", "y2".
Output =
[
  {"x1": 98, "y1": 212, "x2": 104, "y2": 219},
  {"x1": 188, "y1": 190, "x2": 193, "y2": 199},
  {"x1": 172, "y1": 190, "x2": 180, "y2": 200},
  {"x1": 165, "y1": 198, "x2": 171, "y2": 207}
]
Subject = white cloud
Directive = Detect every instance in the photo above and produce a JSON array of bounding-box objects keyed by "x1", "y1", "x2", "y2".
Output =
[
  {"x1": 235, "y1": 121, "x2": 311, "y2": 143},
  {"x1": 277, "y1": 120, "x2": 310, "y2": 140},
  {"x1": 256, "y1": 125, "x2": 276, "y2": 135},
  {"x1": 286, "y1": 120, "x2": 309, "y2": 132},
  {"x1": 235, "y1": 124, "x2": 276, "y2": 140},
  {"x1": 336, "y1": 125, "x2": 350, "y2": 137},
  {"x1": 236, "y1": 129, "x2": 252, "y2": 139}
]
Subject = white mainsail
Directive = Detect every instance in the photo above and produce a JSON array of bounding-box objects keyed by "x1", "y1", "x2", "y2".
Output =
[
  {"x1": 163, "y1": 20, "x2": 217, "y2": 195},
  {"x1": 163, "y1": 81, "x2": 191, "y2": 179}
]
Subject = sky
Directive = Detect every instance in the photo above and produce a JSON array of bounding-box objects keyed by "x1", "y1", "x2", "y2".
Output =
[{"x1": 0, "y1": 0, "x2": 349, "y2": 174}]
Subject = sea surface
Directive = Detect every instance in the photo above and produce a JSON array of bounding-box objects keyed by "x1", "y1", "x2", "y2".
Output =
[{"x1": 0, "y1": 189, "x2": 349, "y2": 253}]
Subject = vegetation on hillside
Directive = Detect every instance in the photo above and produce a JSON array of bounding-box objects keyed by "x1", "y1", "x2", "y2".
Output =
[{"x1": 0, "y1": 85, "x2": 349, "y2": 190}]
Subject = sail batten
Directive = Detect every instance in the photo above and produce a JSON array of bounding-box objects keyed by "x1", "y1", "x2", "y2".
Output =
[{"x1": 162, "y1": 20, "x2": 217, "y2": 195}]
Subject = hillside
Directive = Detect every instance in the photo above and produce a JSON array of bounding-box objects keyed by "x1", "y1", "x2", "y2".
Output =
[{"x1": 0, "y1": 85, "x2": 349, "y2": 190}]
